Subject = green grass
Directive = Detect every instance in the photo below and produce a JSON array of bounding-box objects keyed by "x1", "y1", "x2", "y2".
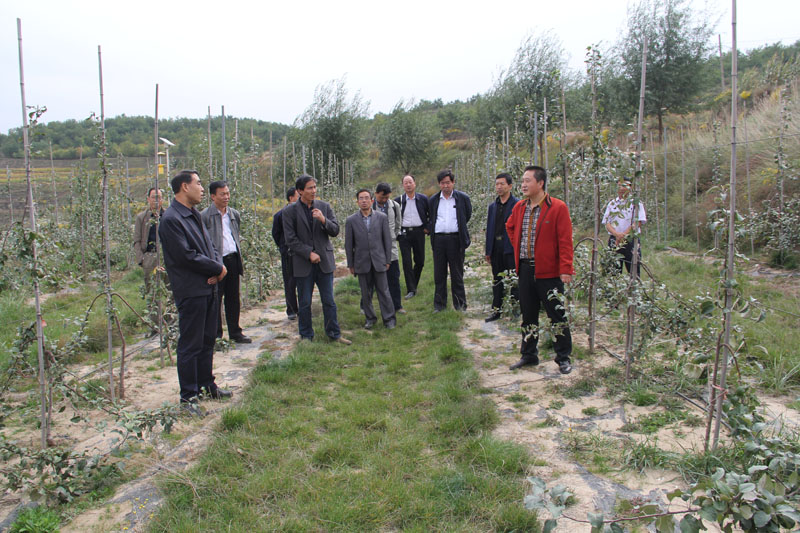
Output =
[{"x1": 148, "y1": 270, "x2": 538, "y2": 532}]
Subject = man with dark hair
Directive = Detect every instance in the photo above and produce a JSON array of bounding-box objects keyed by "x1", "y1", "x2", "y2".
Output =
[
  {"x1": 373, "y1": 182, "x2": 404, "y2": 314},
  {"x1": 429, "y1": 169, "x2": 472, "y2": 312},
  {"x1": 282, "y1": 175, "x2": 351, "y2": 345},
  {"x1": 159, "y1": 170, "x2": 232, "y2": 415},
  {"x1": 201, "y1": 180, "x2": 251, "y2": 344},
  {"x1": 346, "y1": 189, "x2": 396, "y2": 330},
  {"x1": 394, "y1": 174, "x2": 430, "y2": 299},
  {"x1": 603, "y1": 179, "x2": 646, "y2": 277},
  {"x1": 506, "y1": 165, "x2": 574, "y2": 375},
  {"x1": 271, "y1": 187, "x2": 300, "y2": 320},
  {"x1": 133, "y1": 187, "x2": 164, "y2": 335},
  {"x1": 484, "y1": 173, "x2": 519, "y2": 322}
]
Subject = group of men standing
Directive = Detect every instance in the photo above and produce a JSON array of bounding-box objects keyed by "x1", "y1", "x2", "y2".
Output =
[{"x1": 136, "y1": 163, "x2": 649, "y2": 410}]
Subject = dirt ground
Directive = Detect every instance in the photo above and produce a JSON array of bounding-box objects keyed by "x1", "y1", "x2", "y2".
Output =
[{"x1": 1, "y1": 254, "x2": 798, "y2": 532}]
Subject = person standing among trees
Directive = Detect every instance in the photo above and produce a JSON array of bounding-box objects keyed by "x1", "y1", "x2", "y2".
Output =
[
  {"x1": 603, "y1": 179, "x2": 646, "y2": 277},
  {"x1": 346, "y1": 189, "x2": 396, "y2": 330},
  {"x1": 395, "y1": 174, "x2": 430, "y2": 300},
  {"x1": 159, "y1": 170, "x2": 232, "y2": 415},
  {"x1": 271, "y1": 187, "x2": 300, "y2": 320},
  {"x1": 201, "y1": 181, "x2": 251, "y2": 344},
  {"x1": 282, "y1": 174, "x2": 351, "y2": 345},
  {"x1": 373, "y1": 182, "x2": 405, "y2": 315},
  {"x1": 133, "y1": 187, "x2": 165, "y2": 336},
  {"x1": 506, "y1": 165, "x2": 574, "y2": 375},
  {"x1": 429, "y1": 169, "x2": 472, "y2": 312},
  {"x1": 484, "y1": 173, "x2": 519, "y2": 322}
]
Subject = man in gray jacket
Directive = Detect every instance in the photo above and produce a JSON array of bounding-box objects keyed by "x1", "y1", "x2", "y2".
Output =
[
  {"x1": 282, "y1": 175, "x2": 351, "y2": 345},
  {"x1": 346, "y1": 189, "x2": 396, "y2": 330},
  {"x1": 373, "y1": 182, "x2": 404, "y2": 314},
  {"x1": 201, "y1": 180, "x2": 251, "y2": 344}
]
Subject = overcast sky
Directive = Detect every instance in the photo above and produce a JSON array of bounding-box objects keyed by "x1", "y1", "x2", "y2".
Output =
[{"x1": 1, "y1": 0, "x2": 798, "y2": 134}]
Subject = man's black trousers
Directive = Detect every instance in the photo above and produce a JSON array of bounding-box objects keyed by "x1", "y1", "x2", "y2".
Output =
[
  {"x1": 432, "y1": 234, "x2": 466, "y2": 311},
  {"x1": 217, "y1": 253, "x2": 243, "y2": 338},
  {"x1": 398, "y1": 226, "x2": 425, "y2": 293},
  {"x1": 176, "y1": 292, "x2": 219, "y2": 402},
  {"x1": 280, "y1": 249, "x2": 298, "y2": 317},
  {"x1": 490, "y1": 246, "x2": 518, "y2": 311},
  {"x1": 518, "y1": 261, "x2": 571, "y2": 364},
  {"x1": 608, "y1": 235, "x2": 640, "y2": 277}
]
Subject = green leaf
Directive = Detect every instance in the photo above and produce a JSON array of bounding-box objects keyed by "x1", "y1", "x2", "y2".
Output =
[
  {"x1": 738, "y1": 482, "x2": 755, "y2": 493},
  {"x1": 712, "y1": 468, "x2": 725, "y2": 481},
  {"x1": 609, "y1": 523, "x2": 624, "y2": 533},
  {"x1": 588, "y1": 512, "x2": 604, "y2": 530},
  {"x1": 679, "y1": 515, "x2": 702, "y2": 533},
  {"x1": 543, "y1": 519, "x2": 558, "y2": 533},
  {"x1": 667, "y1": 488, "x2": 684, "y2": 501},
  {"x1": 753, "y1": 510, "x2": 771, "y2": 528},
  {"x1": 655, "y1": 514, "x2": 675, "y2": 532},
  {"x1": 699, "y1": 300, "x2": 715, "y2": 316},
  {"x1": 739, "y1": 505, "x2": 753, "y2": 519}
]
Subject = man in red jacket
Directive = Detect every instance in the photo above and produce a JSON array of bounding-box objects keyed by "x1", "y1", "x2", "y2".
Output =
[{"x1": 505, "y1": 165, "x2": 574, "y2": 374}]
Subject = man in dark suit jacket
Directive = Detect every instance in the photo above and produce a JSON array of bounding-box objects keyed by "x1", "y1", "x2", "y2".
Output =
[
  {"x1": 394, "y1": 174, "x2": 430, "y2": 299},
  {"x1": 271, "y1": 187, "x2": 299, "y2": 320},
  {"x1": 429, "y1": 169, "x2": 472, "y2": 312},
  {"x1": 201, "y1": 180, "x2": 251, "y2": 344},
  {"x1": 158, "y1": 170, "x2": 232, "y2": 414},
  {"x1": 345, "y1": 189, "x2": 396, "y2": 330},
  {"x1": 484, "y1": 173, "x2": 519, "y2": 322},
  {"x1": 282, "y1": 175, "x2": 351, "y2": 345}
]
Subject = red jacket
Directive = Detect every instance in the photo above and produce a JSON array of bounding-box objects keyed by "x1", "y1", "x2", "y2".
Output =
[{"x1": 505, "y1": 194, "x2": 574, "y2": 278}]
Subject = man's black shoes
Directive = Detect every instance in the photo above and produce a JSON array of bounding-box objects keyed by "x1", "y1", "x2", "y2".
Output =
[
  {"x1": 559, "y1": 362, "x2": 573, "y2": 375},
  {"x1": 363, "y1": 320, "x2": 376, "y2": 330},
  {"x1": 287, "y1": 312, "x2": 297, "y2": 321},
  {"x1": 202, "y1": 387, "x2": 233, "y2": 400},
  {"x1": 405, "y1": 291, "x2": 416, "y2": 300},
  {"x1": 231, "y1": 335, "x2": 252, "y2": 344},
  {"x1": 509, "y1": 358, "x2": 539, "y2": 370},
  {"x1": 485, "y1": 312, "x2": 501, "y2": 323}
]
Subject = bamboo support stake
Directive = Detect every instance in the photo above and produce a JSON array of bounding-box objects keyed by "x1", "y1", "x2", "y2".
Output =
[
  {"x1": 18, "y1": 18, "x2": 50, "y2": 447},
  {"x1": 626, "y1": 36, "x2": 647, "y2": 382},
  {"x1": 681, "y1": 126, "x2": 686, "y2": 238},
  {"x1": 712, "y1": 0, "x2": 738, "y2": 450},
  {"x1": 648, "y1": 134, "x2": 660, "y2": 241},
  {"x1": 154, "y1": 85, "x2": 165, "y2": 367},
  {"x1": 207, "y1": 106, "x2": 213, "y2": 180},
  {"x1": 222, "y1": 106, "x2": 227, "y2": 181},
  {"x1": 7, "y1": 165, "x2": 14, "y2": 223},
  {"x1": 282, "y1": 137, "x2": 287, "y2": 198},
  {"x1": 98, "y1": 46, "x2": 116, "y2": 401},
  {"x1": 743, "y1": 101, "x2": 754, "y2": 255},
  {"x1": 543, "y1": 98, "x2": 549, "y2": 171},
  {"x1": 588, "y1": 55, "x2": 599, "y2": 354},
  {"x1": 561, "y1": 85, "x2": 569, "y2": 207},
  {"x1": 663, "y1": 127, "x2": 668, "y2": 242},
  {"x1": 49, "y1": 141, "x2": 59, "y2": 226}
]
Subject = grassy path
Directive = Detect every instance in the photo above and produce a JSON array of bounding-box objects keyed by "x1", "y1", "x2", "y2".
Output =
[{"x1": 148, "y1": 273, "x2": 538, "y2": 532}]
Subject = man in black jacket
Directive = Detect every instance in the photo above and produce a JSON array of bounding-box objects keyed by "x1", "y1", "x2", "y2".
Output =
[
  {"x1": 484, "y1": 173, "x2": 519, "y2": 322},
  {"x1": 271, "y1": 187, "x2": 299, "y2": 320},
  {"x1": 394, "y1": 174, "x2": 430, "y2": 299},
  {"x1": 159, "y1": 170, "x2": 232, "y2": 415},
  {"x1": 429, "y1": 169, "x2": 472, "y2": 312}
]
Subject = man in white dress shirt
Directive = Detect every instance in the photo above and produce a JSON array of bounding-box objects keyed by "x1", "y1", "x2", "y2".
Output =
[
  {"x1": 602, "y1": 179, "x2": 647, "y2": 277},
  {"x1": 201, "y1": 181, "x2": 252, "y2": 343}
]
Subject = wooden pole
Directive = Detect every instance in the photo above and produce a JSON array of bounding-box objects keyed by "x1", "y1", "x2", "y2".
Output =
[
  {"x1": 648, "y1": 134, "x2": 660, "y2": 241},
  {"x1": 18, "y1": 17, "x2": 50, "y2": 448},
  {"x1": 282, "y1": 136, "x2": 287, "y2": 197},
  {"x1": 543, "y1": 98, "x2": 549, "y2": 171},
  {"x1": 588, "y1": 53, "x2": 599, "y2": 354},
  {"x1": 269, "y1": 131, "x2": 274, "y2": 212}
]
